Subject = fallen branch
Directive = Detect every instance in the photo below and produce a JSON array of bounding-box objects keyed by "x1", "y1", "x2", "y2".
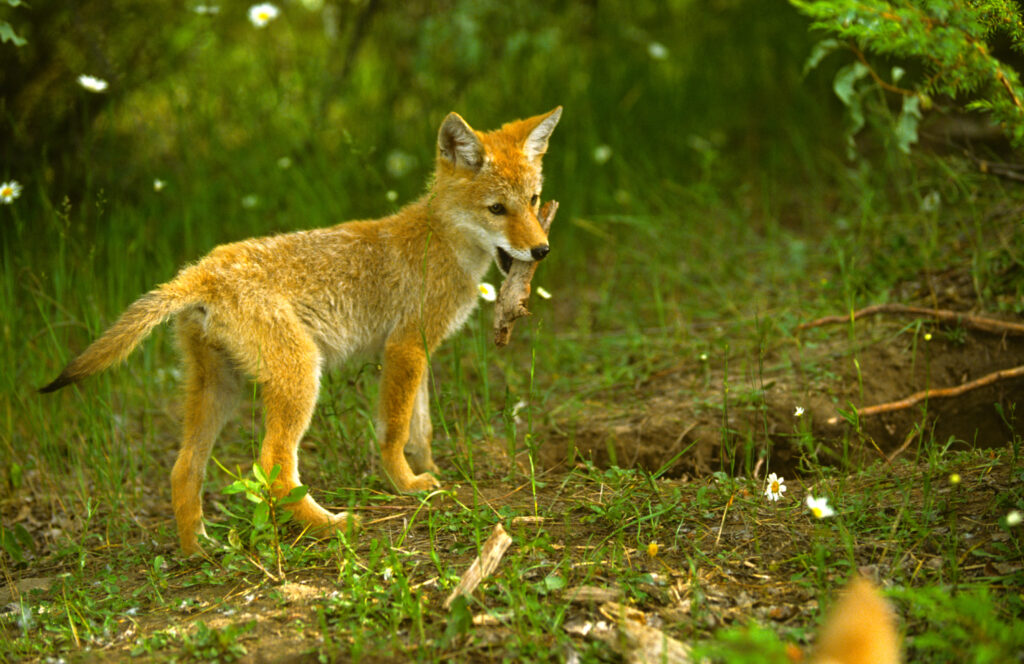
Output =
[
  {"x1": 827, "y1": 363, "x2": 1024, "y2": 424},
  {"x1": 493, "y1": 200, "x2": 558, "y2": 347},
  {"x1": 798, "y1": 303, "x2": 1024, "y2": 336},
  {"x1": 443, "y1": 524, "x2": 513, "y2": 610}
]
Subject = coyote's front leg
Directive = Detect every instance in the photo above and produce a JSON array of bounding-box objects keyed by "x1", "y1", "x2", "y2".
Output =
[
  {"x1": 405, "y1": 371, "x2": 440, "y2": 476},
  {"x1": 379, "y1": 336, "x2": 441, "y2": 492}
]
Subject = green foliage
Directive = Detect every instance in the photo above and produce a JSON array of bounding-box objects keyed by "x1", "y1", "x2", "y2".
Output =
[
  {"x1": 0, "y1": 0, "x2": 27, "y2": 46},
  {"x1": 895, "y1": 584, "x2": 1024, "y2": 662},
  {"x1": 692, "y1": 622, "x2": 792, "y2": 663},
  {"x1": 0, "y1": 522, "x2": 34, "y2": 564},
  {"x1": 219, "y1": 462, "x2": 308, "y2": 580},
  {"x1": 133, "y1": 620, "x2": 253, "y2": 662},
  {"x1": 793, "y1": 0, "x2": 1024, "y2": 151}
]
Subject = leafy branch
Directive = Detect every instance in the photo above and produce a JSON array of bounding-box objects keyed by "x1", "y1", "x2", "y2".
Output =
[{"x1": 792, "y1": 0, "x2": 1024, "y2": 151}]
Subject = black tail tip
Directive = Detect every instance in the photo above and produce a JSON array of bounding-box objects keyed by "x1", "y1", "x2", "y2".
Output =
[{"x1": 39, "y1": 374, "x2": 72, "y2": 394}]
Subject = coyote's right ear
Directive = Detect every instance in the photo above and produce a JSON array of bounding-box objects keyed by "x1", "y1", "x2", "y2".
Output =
[{"x1": 438, "y1": 112, "x2": 485, "y2": 172}]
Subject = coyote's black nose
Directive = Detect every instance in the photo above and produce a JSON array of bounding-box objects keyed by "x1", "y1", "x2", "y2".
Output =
[{"x1": 531, "y1": 244, "x2": 550, "y2": 261}]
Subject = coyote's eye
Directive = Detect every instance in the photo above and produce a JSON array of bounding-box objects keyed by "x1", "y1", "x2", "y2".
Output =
[
  {"x1": 530, "y1": 194, "x2": 539, "y2": 206},
  {"x1": 488, "y1": 203, "x2": 507, "y2": 215}
]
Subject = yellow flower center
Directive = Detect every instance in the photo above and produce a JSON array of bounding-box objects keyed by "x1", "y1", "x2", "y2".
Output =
[
  {"x1": 770, "y1": 481, "x2": 779, "y2": 493},
  {"x1": 1, "y1": 187, "x2": 11, "y2": 197},
  {"x1": 811, "y1": 507, "x2": 823, "y2": 518}
]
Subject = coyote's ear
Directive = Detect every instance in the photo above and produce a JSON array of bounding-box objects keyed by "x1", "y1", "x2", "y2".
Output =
[
  {"x1": 438, "y1": 112, "x2": 485, "y2": 172},
  {"x1": 522, "y1": 106, "x2": 562, "y2": 161}
]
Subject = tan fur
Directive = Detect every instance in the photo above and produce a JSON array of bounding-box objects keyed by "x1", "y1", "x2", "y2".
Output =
[
  {"x1": 811, "y1": 577, "x2": 901, "y2": 664},
  {"x1": 41, "y1": 107, "x2": 563, "y2": 554}
]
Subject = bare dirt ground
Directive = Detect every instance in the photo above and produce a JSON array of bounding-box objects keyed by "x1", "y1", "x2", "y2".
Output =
[{"x1": 544, "y1": 268, "x2": 1024, "y2": 480}]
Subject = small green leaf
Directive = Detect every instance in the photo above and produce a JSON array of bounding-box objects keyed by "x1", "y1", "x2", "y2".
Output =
[
  {"x1": 803, "y1": 38, "x2": 841, "y2": 75},
  {"x1": 0, "y1": 22, "x2": 26, "y2": 47},
  {"x1": 0, "y1": 527, "x2": 25, "y2": 563},
  {"x1": 280, "y1": 484, "x2": 308, "y2": 505},
  {"x1": 833, "y1": 61, "x2": 869, "y2": 107},
  {"x1": 543, "y1": 573, "x2": 566, "y2": 592},
  {"x1": 222, "y1": 480, "x2": 247, "y2": 495},
  {"x1": 895, "y1": 95, "x2": 922, "y2": 154},
  {"x1": 440, "y1": 595, "x2": 472, "y2": 647},
  {"x1": 12, "y1": 524, "x2": 34, "y2": 554},
  {"x1": 253, "y1": 501, "x2": 270, "y2": 528},
  {"x1": 252, "y1": 463, "x2": 268, "y2": 485}
]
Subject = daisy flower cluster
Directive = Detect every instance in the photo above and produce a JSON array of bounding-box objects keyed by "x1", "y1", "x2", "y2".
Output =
[{"x1": 760, "y1": 470, "x2": 834, "y2": 519}]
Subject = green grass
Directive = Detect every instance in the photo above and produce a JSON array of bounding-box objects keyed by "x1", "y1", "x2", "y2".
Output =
[{"x1": 5, "y1": 148, "x2": 1024, "y2": 660}]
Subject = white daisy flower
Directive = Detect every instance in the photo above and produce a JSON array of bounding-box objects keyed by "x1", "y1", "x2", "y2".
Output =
[
  {"x1": 248, "y1": 3, "x2": 280, "y2": 27},
  {"x1": 77, "y1": 75, "x2": 108, "y2": 93},
  {"x1": 1006, "y1": 510, "x2": 1022, "y2": 527},
  {"x1": 477, "y1": 282, "x2": 497, "y2": 302},
  {"x1": 794, "y1": 406, "x2": 805, "y2": 418},
  {"x1": 535, "y1": 286, "x2": 552, "y2": 299},
  {"x1": 153, "y1": 179, "x2": 166, "y2": 192},
  {"x1": 764, "y1": 473, "x2": 786, "y2": 502},
  {"x1": 806, "y1": 495, "x2": 835, "y2": 519},
  {"x1": 0, "y1": 180, "x2": 22, "y2": 204}
]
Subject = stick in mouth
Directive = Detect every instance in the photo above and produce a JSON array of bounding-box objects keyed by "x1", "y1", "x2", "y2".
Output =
[{"x1": 492, "y1": 200, "x2": 558, "y2": 347}]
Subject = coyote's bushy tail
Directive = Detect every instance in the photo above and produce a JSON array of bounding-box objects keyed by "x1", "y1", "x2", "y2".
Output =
[
  {"x1": 40, "y1": 278, "x2": 200, "y2": 393},
  {"x1": 812, "y1": 577, "x2": 901, "y2": 664}
]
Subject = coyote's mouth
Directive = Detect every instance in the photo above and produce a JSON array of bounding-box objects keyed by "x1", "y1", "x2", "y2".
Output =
[{"x1": 495, "y1": 247, "x2": 514, "y2": 275}]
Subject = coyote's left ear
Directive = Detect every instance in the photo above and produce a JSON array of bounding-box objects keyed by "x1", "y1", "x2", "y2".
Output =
[{"x1": 521, "y1": 106, "x2": 563, "y2": 160}]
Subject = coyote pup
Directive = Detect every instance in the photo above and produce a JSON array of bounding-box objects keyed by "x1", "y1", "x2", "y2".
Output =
[{"x1": 42, "y1": 107, "x2": 562, "y2": 554}]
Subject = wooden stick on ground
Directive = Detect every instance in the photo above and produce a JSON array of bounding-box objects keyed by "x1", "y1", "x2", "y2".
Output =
[
  {"x1": 798, "y1": 303, "x2": 1024, "y2": 336},
  {"x1": 827, "y1": 363, "x2": 1024, "y2": 424},
  {"x1": 443, "y1": 524, "x2": 513, "y2": 610},
  {"x1": 493, "y1": 200, "x2": 559, "y2": 347}
]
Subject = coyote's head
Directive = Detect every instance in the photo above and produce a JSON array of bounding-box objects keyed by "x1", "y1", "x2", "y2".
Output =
[{"x1": 435, "y1": 107, "x2": 562, "y2": 274}]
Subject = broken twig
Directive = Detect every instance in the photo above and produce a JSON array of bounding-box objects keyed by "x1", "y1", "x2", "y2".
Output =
[
  {"x1": 798, "y1": 303, "x2": 1024, "y2": 336},
  {"x1": 493, "y1": 200, "x2": 558, "y2": 347},
  {"x1": 443, "y1": 524, "x2": 513, "y2": 610},
  {"x1": 828, "y1": 363, "x2": 1024, "y2": 424}
]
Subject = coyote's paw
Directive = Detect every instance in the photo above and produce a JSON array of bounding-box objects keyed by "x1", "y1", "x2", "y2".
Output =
[
  {"x1": 297, "y1": 510, "x2": 361, "y2": 542},
  {"x1": 327, "y1": 511, "x2": 361, "y2": 533},
  {"x1": 397, "y1": 472, "x2": 441, "y2": 494},
  {"x1": 179, "y1": 522, "x2": 211, "y2": 557}
]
